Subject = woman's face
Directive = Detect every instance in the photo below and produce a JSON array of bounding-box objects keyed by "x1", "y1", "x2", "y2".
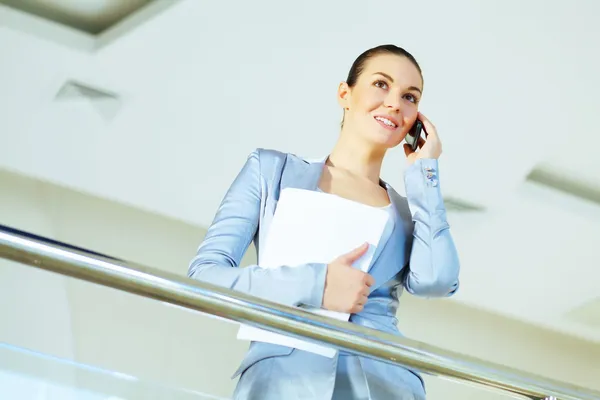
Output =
[{"x1": 338, "y1": 54, "x2": 423, "y2": 149}]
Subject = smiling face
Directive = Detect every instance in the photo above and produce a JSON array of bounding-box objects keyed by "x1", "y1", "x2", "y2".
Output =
[{"x1": 337, "y1": 53, "x2": 424, "y2": 149}]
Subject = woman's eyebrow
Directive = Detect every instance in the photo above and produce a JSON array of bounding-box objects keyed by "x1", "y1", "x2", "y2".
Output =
[{"x1": 373, "y1": 72, "x2": 422, "y2": 93}]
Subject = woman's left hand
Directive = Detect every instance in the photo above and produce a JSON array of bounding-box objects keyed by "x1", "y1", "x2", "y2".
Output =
[{"x1": 403, "y1": 112, "x2": 442, "y2": 165}]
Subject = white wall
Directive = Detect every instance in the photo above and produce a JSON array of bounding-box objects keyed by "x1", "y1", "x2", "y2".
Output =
[{"x1": 0, "y1": 168, "x2": 598, "y2": 399}]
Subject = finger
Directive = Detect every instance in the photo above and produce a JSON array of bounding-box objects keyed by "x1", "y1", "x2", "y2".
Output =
[
  {"x1": 364, "y1": 273, "x2": 375, "y2": 287},
  {"x1": 351, "y1": 304, "x2": 364, "y2": 314},
  {"x1": 355, "y1": 292, "x2": 368, "y2": 305},
  {"x1": 417, "y1": 112, "x2": 438, "y2": 139},
  {"x1": 339, "y1": 242, "x2": 369, "y2": 263}
]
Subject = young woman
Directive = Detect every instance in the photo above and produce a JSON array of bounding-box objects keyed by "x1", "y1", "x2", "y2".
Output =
[{"x1": 188, "y1": 44, "x2": 460, "y2": 400}]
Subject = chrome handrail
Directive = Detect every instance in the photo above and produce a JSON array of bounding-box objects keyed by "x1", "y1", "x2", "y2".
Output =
[{"x1": 0, "y1": 224, "x2": 597, "y2": 400}]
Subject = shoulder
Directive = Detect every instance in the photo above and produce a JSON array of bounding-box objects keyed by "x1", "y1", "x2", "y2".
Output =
[
  {"x1": 253, "y1": 148, "x2": 315, "y2": 165},
  {"x1": 250, "y1": 148, "x2": 320, "y2": 177},
  {"x1": 240, "y1": 148, "x2": 295, "y2": 183}
]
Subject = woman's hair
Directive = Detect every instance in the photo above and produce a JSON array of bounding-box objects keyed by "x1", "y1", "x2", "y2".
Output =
[
  {"x1": 345, "y1": 44, "x2": 422, "y2": 88},
  {"x1": 341, "y1": 44, "x2": 422, "y2": 127}
]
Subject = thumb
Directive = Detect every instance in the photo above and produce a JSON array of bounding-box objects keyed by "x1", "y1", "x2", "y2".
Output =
[{"x1": 339, "y1": 242, "x2": 369, "y2": 264}]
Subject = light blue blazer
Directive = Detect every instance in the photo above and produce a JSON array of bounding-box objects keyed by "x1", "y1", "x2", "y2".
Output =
[{"x1": 188, "y1": 148, "x2": 460, "y2": 400}]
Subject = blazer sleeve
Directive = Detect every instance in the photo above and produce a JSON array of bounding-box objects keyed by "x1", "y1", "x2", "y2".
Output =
[
  {"x1": 402, "y1": 158, "x2": 460, "y2": 297},
  {"x1": 187, "y1": 149, "x2": 327, "y2": 308}
]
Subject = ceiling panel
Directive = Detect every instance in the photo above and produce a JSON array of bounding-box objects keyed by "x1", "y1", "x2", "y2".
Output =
[{"x1": 0, "y1": 0, "x2": 153, "y2": 34}]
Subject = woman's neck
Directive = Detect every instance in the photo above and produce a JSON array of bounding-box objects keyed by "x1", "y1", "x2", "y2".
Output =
[{"x1": 327, "y1": 131, "x2": 385, "y2": 184}]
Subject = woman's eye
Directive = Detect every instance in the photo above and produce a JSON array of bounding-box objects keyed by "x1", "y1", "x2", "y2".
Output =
[
  {"x1": 374, "y1": 80, "x2": 388, "y2": 89},
  {"x1": 404, "y1": 93, "x2": 418, "y2": 103}
]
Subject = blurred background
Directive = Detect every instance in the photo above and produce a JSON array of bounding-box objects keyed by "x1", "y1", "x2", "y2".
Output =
[{"x1": 0, "y1": 0, "x2": 599, "y2": 398}]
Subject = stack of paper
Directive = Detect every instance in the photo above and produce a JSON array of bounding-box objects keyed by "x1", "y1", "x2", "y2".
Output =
[{"x1": 237, "y1": 187, "x2": 390, "y2": 357}]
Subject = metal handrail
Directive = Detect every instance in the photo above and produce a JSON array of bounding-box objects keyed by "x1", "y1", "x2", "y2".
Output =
[{"x1": 0, "y1": 224, "x2": 597, "y2": 400}]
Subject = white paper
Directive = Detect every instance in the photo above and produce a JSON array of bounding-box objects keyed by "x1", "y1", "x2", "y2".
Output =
[{"x1": 237, "y1": 187, "x2": 391, "y2": 357}]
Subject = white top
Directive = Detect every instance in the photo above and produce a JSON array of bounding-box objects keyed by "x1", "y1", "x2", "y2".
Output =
[{"x1": 316, "y1": 188, "x2": 396, "y2": 267}]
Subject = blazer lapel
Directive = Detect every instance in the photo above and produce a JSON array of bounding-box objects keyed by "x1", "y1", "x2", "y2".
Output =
[
  {"x1": 280, "y1": 154, "x2": 326, "y2": 192},
  {"x1": 367, "y1": 182, "x2": 410, "y2": 291},
  {"x1": 365, "y1": 179, "x2": 393, "y2": 272}
]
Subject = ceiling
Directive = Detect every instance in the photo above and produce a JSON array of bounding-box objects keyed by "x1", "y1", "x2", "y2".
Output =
[
  {"x1": 0, "y1": 0, "x2": 599, "y2": 344},
  {"x1": 0, "y1": 0, "x2": 152, "y2": 34}
]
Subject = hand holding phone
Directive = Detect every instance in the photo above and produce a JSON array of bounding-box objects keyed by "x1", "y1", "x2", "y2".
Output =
[
  {"x1": 404, "y1": 119, "x2": 423, "y2": 152},
  {"x1": 403, "y1": 112, "x2": 442, "y2": 164}
]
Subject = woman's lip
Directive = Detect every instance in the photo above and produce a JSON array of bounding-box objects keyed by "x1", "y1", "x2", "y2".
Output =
[
  {"x1": 373, "y1": 114, "x2": 400, "y2": 126},
  {"x1": 374, "y1": 116, "x2": 399, "y2": 130}
]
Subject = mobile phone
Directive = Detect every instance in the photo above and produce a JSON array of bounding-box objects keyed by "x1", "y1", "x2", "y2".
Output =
[{"x1": 405, "y1": 119, "x2": 423, "y2": 151}]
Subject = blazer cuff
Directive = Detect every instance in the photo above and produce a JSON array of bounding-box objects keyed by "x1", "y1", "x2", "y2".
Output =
[
  {"x1": 404, "y1": 158, "x2": 446, "y2": 216},
  {"x1": 301, "y1": 262, "x2": 328, "y2": 308}
]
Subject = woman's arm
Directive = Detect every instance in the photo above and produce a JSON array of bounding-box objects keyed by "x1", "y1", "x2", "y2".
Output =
[
  {"x1": 402, "y1": 158, "x2": 460, "y2": 297},
  {"x1": 187, "y1": 150, "x2": 327, "y2": 308}
]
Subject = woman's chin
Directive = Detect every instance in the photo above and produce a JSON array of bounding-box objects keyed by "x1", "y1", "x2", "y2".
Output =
[{"x1": 368, "y1": 130, "x2": 403, "y2": 148}]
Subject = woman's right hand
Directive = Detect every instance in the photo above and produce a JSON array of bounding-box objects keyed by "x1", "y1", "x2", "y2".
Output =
[{"x1": 322, "y1": 243, "x2": 375, "y2": 314}]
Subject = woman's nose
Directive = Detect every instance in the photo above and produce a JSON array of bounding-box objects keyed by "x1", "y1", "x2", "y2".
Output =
[
  {"x1": 384, "y1": 92, "x2": 402, "y2": 113},
  {"x1": 384, "y1": 92, "x2": 402, "y2": 111}
]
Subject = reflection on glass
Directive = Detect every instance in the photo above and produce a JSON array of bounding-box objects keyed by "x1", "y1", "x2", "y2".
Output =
[{"x1": 0, "y1": 343, "x2": 226, "y2": 399}]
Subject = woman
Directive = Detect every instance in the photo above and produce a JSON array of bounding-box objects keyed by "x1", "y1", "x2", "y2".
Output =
[{"x1": 188, "y1": 44, "x2": 460, "y2": 400}]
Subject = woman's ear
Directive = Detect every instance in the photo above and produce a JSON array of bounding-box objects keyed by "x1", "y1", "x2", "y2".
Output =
[{"x1": 337, "y1": 81, "x2": 351, "y2": 110}]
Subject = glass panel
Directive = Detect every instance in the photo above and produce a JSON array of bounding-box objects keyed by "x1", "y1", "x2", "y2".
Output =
[{"x1": 0, "y1": 343, "x2": 227, "y2": 400}]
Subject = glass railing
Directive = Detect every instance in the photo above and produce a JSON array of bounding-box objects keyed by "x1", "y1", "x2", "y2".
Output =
[
  {"x1": 1, "y1": 223, "x2": 599, "y2": 400},
  {"x1": 0, "y1": 342, "x2": 226, "y2": 400}
]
